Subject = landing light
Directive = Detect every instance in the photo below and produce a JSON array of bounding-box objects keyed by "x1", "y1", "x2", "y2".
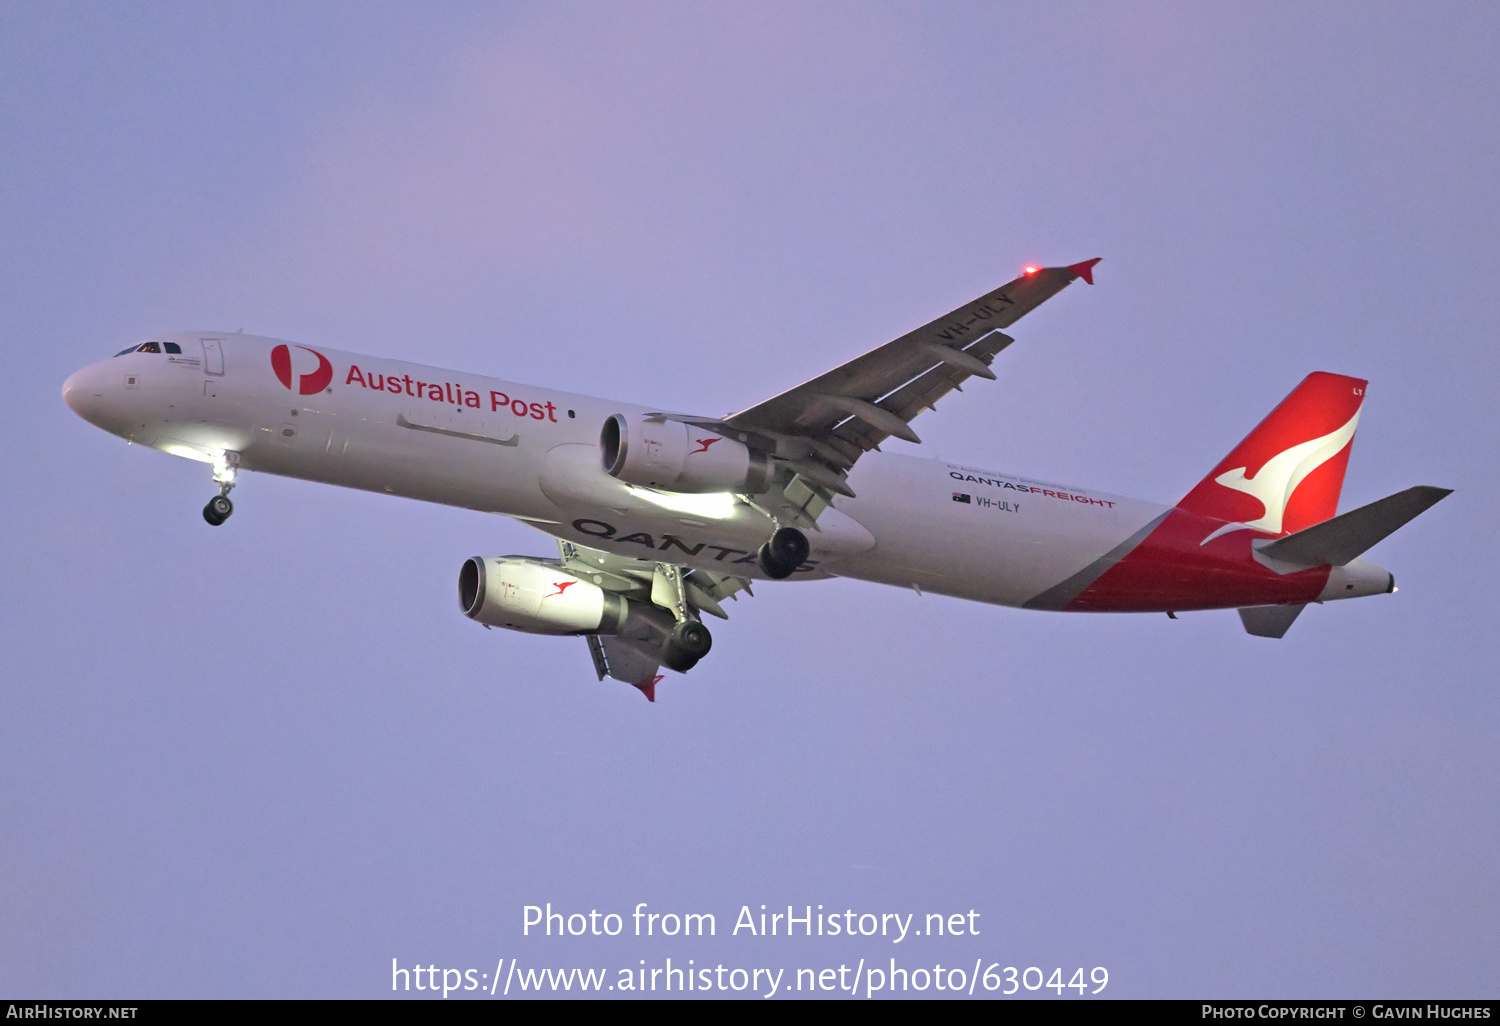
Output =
[
  {"x1": 624, "y1": 486, "x2": 738, "y2": 520},
  {"x1": 212, "y1": 453, "x2": 239, "y2": 487},
  {"x1": 162, "y1": 443, "x2": 213, "y2": 464}
]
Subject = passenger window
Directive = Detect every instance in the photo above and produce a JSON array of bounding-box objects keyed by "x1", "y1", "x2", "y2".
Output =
[
  {"x1": 163, "y1": 342, "x2": 182, "y2": 354},
  {"x1": 137, "y1": 342, "x2": 161, "y2": 354}
]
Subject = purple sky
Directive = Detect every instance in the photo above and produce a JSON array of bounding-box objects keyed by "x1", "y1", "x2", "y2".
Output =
[{"x1": 3, "y1": 1, "x2": 1497, "y2": 998}]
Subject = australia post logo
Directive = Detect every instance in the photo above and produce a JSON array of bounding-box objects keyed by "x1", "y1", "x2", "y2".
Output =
[{"x1": 271, "y1": 344, "x2": 334, "y2": 395}]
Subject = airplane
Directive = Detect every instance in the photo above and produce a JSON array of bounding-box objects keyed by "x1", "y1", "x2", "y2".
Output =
[{"x1": 62, "y1": 260, "x2": 1450, "y2": 700}]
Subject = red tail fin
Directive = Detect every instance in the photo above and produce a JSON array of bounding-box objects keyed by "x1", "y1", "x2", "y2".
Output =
[{"x1": 1177, "y1": 372, "x2": 1366, "y2": 535}]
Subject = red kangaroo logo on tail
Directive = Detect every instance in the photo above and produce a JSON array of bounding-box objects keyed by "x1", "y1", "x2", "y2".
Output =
[
  {"x1": 271, "y1": 344, "x2": 334, "y2": 395},
  {"x1": 548, "y1": 581, "x2": 576, "y2": 598},
  {"x1": 690, "y1": 437, "x2": 720, "y2": 456}
]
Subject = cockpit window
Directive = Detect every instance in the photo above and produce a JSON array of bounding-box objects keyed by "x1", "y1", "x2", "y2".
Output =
[{"x1": 114, "y1": 340, "x2": 181, "y2": 357}]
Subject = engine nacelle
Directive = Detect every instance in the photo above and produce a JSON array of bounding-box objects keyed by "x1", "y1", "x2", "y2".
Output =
[
  {"x1": 600, "y1": 415, "x2": 772, "y2": 493},
  {"x1": 458, "y1": 556, "x2": 628, "y2": 635}
]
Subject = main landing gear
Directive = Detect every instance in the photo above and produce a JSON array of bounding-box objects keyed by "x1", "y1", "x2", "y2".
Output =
[
  {"x1": 757, "y1": 526, "x2": 809, "y2": 580},
  {"x1": 203, "y1": 451, "x2": 240, "y2": 526},
  {"x1": 653, "y1": 562, "x2": 714, "y2": 673},
  {"x1": 663, "y1": 620, "x2": 712, "y2": 673}
]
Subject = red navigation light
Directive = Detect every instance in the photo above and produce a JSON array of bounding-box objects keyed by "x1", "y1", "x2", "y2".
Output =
[{"x1": 1023, "y1": 266, "x2": 1040, "y2": 275}]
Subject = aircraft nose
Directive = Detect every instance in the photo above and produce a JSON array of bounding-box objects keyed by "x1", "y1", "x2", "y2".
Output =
[
  {"x1": 62, "y1": 363, "x2": 108, "y2": 422},
  {"x1": 62, "y1": 368, "x2": 87, "y2": 414}
]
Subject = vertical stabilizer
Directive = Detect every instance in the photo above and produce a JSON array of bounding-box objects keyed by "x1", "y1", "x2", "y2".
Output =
[{"x1": 1178, "y1": 372, "x2": 1366, "y2": 535}]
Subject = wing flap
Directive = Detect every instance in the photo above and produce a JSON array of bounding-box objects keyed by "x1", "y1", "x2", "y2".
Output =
[
  {"x1": 588, "y1": 635, "x2": 663, "y2": 700},
  {"x1": 828, "y1": 331, "x2": 1013, "y2": 454}
]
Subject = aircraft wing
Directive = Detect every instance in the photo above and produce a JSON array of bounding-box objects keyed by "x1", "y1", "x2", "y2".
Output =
[
  {"x1": 556, "y1": 539, "x2": 753, "y2": 617},
  {"x1": 718, "y1": 260, "x2": 1099, "y2": 500}
]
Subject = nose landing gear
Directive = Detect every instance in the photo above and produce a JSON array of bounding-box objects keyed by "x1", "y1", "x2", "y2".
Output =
[
  {"x1": 203, "y1": 451, "x2": 240, "y2": 526},
  {"x1": 203, "y1": 494, "x2": 233, "y2": 525}
]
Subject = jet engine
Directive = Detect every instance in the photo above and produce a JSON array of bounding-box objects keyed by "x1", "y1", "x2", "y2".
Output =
[
  {"x1": 459, "y1": 556, "x2": 713, "y2": 674},
  {"x1": 459, "y1": 556, "x2": 630, "y2": 635},
  {"x1": 600, "y1": 415, "x2": 772, "y2": 493}
]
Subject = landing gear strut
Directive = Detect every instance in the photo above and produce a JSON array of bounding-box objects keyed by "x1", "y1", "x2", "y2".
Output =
[
  {"x1": 653, "y1": 562, "x2": 713, "y2": 673},
  {"x1": 203, "y1": 451, "x2": 240, "y2": 526},
  {"x1": 758, "y1": 527, "x2": 809, "y2": 580}
]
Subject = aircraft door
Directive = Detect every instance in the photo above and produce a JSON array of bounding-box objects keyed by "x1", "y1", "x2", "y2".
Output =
[{"x1": 201, "y1": 338, "x2": 225, "y2": 375}]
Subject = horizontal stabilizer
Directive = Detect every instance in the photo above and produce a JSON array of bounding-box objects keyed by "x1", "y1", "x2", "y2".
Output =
[
  {"x1": 1256, "y1": 486, "x2": 1452, "y2": 568},
  {"x1": 1239, "y1": 603, "x2": 1306, "y2": 638}
]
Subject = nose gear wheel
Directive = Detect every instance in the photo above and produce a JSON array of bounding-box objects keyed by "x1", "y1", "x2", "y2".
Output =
[{"x1": 203, "y1": 494, "x2": 233, "y2": 526}]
